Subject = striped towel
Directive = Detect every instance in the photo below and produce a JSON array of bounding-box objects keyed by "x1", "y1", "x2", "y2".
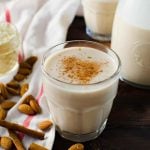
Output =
[{"x1": 0, "y1": 0, "x2": 80, "y2": 149}]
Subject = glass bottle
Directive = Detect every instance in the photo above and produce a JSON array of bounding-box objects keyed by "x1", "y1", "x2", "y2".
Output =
[{"x1": 111, "y1": 0, "x2": 150, "y2": 89}]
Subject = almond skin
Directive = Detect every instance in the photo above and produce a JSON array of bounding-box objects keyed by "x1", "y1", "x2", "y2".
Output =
[
  {"x1": 22, "y1": 95, "x2": 35, "y2": 104},
  {"x1": 20, "y1": 83, "x2": 29, "y2": 96},
  {"x1": 20, "y1": 62, "x2": 32, "y2": 69},
  {"x1": 0, "y1": 136, "x2": 13, "y2": 150},
  {"x1": 68, "y1": 143, "x2": 84, "y2": 150},
  {"x1": 14, "y1": 74, "x2": 26, "y2": 82},
  {"x1": 25, "y1": 56, "x2": 38, "y2": 66},
  {"x1": 18, "y1": 104, "x2": 35, "y2": 115},
  {"x1": 6, "y1": 87, "x2": 20, "y2": 96},
  {"x1": 0, "y1": 100, "x2": 16, "y2": 110},
  {"x1": 29, "y1": 100, "x2": 41, "y2": 114},
  {"x1": 18, "y1": 68, "x2": 32, "y2": 76},
  {"x1": 0, "y1": 83, "x2": 8, "y2": 99},
  {"x1": 29, "y1": 143, "x2": 48, "y2": 150},
  {"x1": 0, "y1": 107, "x2": 7, "y2": 120},
  {"x1": 38, "y1": 120, "x2": 53, "y2": 131},
  {"x1": 6, "y1": 81, "x2": 20, "y2": 89}
]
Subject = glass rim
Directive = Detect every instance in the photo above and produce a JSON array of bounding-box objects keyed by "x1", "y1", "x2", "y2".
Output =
[{"x1": 41, "y1": 40, "x2": 121, "y2": 86}]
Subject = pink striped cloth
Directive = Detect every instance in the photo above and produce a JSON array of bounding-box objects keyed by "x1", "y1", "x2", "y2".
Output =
[{"x1": 0, "y1": 0, "x2": 80, "y2": 149}]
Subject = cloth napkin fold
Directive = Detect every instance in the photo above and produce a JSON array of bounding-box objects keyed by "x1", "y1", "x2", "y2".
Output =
[{"x1": 0, "y1": 0, "x2": 80, "y2": 149}]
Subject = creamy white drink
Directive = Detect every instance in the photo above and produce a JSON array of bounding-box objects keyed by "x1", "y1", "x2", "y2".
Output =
[
  {"x1": 82, "y1": 0, "x2": 118, "y2": 41},
  {"x1": 42, "y1": 41, "x2": 120, "y2": 142},
  {"x1": 112, "y1": 16, "x2": 150, "y2": 86}
]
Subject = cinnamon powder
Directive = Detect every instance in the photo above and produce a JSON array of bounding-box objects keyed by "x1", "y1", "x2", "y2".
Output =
[{"x1": 61, "y1": 56, "x2": 102, "y2": 84}]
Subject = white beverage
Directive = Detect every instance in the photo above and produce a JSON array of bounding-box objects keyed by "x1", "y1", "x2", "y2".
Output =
[
  {"x1": 82, "y1": 0, "x2": 118, "y2": 41},
  {"x1": 111, "y1": 16, "x2": 150, "y2": 86},
  {"x1": 42, "y1": 43, "x2": 120, "y2": 142}
]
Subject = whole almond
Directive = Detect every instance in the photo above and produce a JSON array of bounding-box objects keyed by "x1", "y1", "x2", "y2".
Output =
[
  {"x1": 0, "y1": 83, "x2": 8, "y2": 99},
  {"x1": 1, "y1": 100, "x2": 16, "y2": 110},
  {"x1": 18, "y1": 68, "x2": 32, "y2": 76},
  {"x1": 18, "y1": 104, "x2": 35, "y2": 115},
  {"x1": 29, "y1": 100, "x2": 41, "y2": 114},
  {"x1": 20, "y1": 83, "x2": 29, "y2": 96},
  {"x1": 0, "y1": 136, "x2": 13, "y2": 150},
  {"x1": 25, "y1": 56, "x2": 38, "y2": 66},
  {"x1": 6, "y1": 81, "x2": 20, "y2": 89},
  {"x1": 14, "y1": 74, "x2": 26, "y2": 82},
  {"x1": 38, "y1": 120, "x2": 53, "y2": 131},
  {"x1": 20, "y1": 62, "x2": 32, "y2": 69},
  {"x1": 22, "y1": 95, "x2": 35, "y2": 104},
  {"x1": 29, "y1": 143, "x2": 48, "y2": 150},
  {"x1": 68, "y1": 143, "x2": 84, "y2": 150},
  {"x1": 0, "y1": 107, "x2": 7, "y2": 120},
  {"x1": 6, "y1": 87, "x2": 20, "y2": 96}
]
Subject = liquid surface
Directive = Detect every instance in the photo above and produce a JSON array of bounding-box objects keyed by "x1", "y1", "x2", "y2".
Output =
[
  {"x1": 44, "y1": 47, "x2": 116, "y2": 84},
  {"x1": 0, "y1": 22, "x2": 16, "y2": 46}
]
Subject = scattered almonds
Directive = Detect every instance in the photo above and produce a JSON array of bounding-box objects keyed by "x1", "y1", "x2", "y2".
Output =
[
  {"x1": 68, "y1": 143, "x2": 84, "y2": 150},
  {"x1": 0, "y1": 56, "x2": 51, "y2": 149},
  {"x1": 18, "y1": 104, "x2": 35, "y2": 115},
  {"x1": 38, "y1": 120, "x2": 53, "y2": 131},
  {"x1": 0, "y1": 136, "x2": 13, "y2": 150},
  {"x1": 28, "y1": 143, "x2": 48, "y2": 150}
]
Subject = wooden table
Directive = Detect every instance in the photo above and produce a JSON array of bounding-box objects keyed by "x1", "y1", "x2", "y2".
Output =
[{"x1": 52, "y1": 17, "x2": 150, "y2": 150}]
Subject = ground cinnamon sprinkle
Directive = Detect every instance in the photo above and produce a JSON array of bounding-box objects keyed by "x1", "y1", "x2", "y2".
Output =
[{"x1": 62, "y1": 56, "x2": 102, "y2": 84}]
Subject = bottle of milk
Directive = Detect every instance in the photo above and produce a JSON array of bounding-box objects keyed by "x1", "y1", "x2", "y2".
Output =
[{"x1": 111, "y1": 0, "x2": 150, "y2": 89}]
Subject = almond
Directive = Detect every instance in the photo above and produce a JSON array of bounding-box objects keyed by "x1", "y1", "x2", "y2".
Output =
[
  {"x1": 29, "y1": 143, "x2": 48, "y2": 150},
  {"x1": 14, "y1": 74, "x2": 26, "y2": 82},
  {"x1": 68, "y1": 143, "x2": 84, "y2": 150},
  {"x1": 29, "y1": 100, "x2": 41, "y2": 114},
  {"x1": 1, "y1": 100, "x2": 16, "y2": 110},
  {"x1": 18, "y1": 68, "x2": 32, "y2": 76},
  {"x1": 18, "y1": 104, "x2": 35, "y2": 115},
  {"x1": 6, "y1": 87, "x2": 20, "y2": 96},
  {"x1": 22, "y1": 95, "x2": 35, "y2": 104},
  {"x1": 20, "y1": 62, "x2": 32, "y2": 69},
  {"x1": 0, "y1": 107, "x2": 7, "y2": 120},
  {"x1": 0, "y1": 136, "x2": 13, "y2": 150},
  {"x1": 20, "y1": 83, "x2": 29, "y2": 96},
  {"x1": 6, "y1": 81, "x2": 20, "y2": 89},
  {"x1": 38, "y1": 120, "x2": 53, "y2": 131},
  {"x1": 0, "y1": 83, "x2": 8, "y2": 99},
  {"x1": 25, "y1": 56, "x2": 38, "y2": 66}
]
